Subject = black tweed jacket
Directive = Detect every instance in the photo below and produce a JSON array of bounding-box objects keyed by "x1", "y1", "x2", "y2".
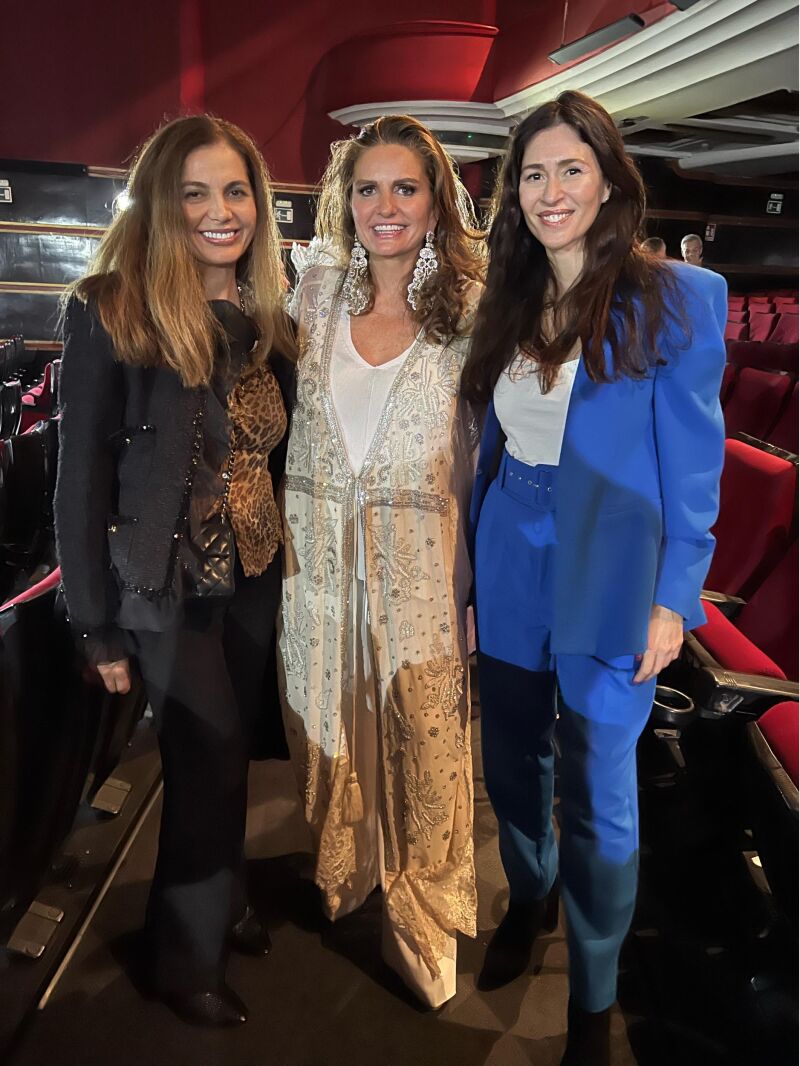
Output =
[{"x1": 54, "y1": 296, "x2": 295, "y2": 657}]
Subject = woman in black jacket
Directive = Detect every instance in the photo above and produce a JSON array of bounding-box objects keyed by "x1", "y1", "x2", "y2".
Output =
[{"x1": 54, "y1": 115, "x2": 296, "y2": 1027}]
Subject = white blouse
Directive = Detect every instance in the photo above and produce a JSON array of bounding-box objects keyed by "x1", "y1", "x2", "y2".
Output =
[
  {"x1": 493, "y1": 354, "x2": 580, "y2": 468},
  {"x1": 330, "y1": 305, "x2": 416, "y2": 579},
  {"x1": 330, "y1": 304, "x2": 414, "y2": 475}
]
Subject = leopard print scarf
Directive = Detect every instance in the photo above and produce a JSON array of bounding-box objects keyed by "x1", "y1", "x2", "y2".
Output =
[{"x1": 226, "y1": 358, "x2": 287, "y2": 575}]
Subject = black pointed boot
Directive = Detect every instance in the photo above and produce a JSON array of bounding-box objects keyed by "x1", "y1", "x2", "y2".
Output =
[
  {"x1": 560, "y1": 997, "x2": 611, "y2": 1066},
  {"x1": 477, "y1": 881, "x2": 559, "y2": 991}
]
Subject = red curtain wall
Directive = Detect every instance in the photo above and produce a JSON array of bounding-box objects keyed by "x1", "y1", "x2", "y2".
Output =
[{"x1": 4, "y1": 0, "x2": 665, "y2": 183}]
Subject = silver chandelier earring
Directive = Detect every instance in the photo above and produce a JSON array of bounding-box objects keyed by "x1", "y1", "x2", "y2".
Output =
[
  {"x1": 407, "y1": 230, "x2": 438, "y2": 311},
  {"x1": 343, "y1": 237, "x2": 369, "y2": 315}
]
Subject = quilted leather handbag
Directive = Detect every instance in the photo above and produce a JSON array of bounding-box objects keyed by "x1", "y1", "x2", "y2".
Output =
[{"x1": 184, "y1": 428, "x2": 237, "y2": 599}]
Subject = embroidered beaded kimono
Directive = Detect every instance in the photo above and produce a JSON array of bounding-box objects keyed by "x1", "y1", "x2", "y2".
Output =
[{"x1": 279, "y1": 265, "x2": 478, "y2": 985}]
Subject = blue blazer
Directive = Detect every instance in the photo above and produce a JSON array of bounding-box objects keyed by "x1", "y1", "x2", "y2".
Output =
[{"x1": 469, "y1": 262, "x2": 727, "y2": 660}]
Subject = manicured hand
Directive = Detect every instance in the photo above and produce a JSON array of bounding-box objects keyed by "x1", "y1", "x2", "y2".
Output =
[
  {"x1": 96, "y1": 658, "x2": 132, "y2": 695},
  {"x1": 633, "y1": 605, "x2": 683, "y2": 684}
]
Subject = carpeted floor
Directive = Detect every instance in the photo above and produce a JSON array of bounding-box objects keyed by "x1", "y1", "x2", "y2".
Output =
[{"x1": 7, "y1": 714, "x2": 795, "y2": 1066}]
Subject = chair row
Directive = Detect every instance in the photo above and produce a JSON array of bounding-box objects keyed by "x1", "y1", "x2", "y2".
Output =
[
  {"x1": 0, "y1": 567, "x2": 148, "y2": 946},
  {"x1": 727, "y1": 305, "x2": 799, "y2": 323},
  {"x1": 20, "y1": 359, "x2": 60, "y2": 433},
  {"x1": 745, "y1": 699, "x2": 797, "y2": 933},
  {"x1": 649, "y1": 436, "x2": 798, "y2": 930},
  {"x1": 720, "y1": 366, "x2": 796, "y2": 451},
  {"x1": 725, "y1": 311, "x2": 799, "y2": 344},
  {"x1": 0, "y1": 419, "x2": 60, "y2": 603},
  {"x1": 0, "y1": 336, "x2": 26, "y2": 381},
  {"x1": 685, "y1": 516, "x2": 797, "y2": 933},
  {"x1": 0, "y1": 360, "x2": 60, "y2": 440},
  {"x1": 675, "y1": 439, "x2": 798, "y2": 888},
  {"x1": 680, "y1": 435, "x2": 797, "y2": 739},
  {"x1": 725, "y1": 340, "x2": 797, "y2": 375},
  {"x1": 0, "y1": 415, "x2": 149, "y2": 943},
  {"x1": 0, "y1": 337, "x2": 46, "y2": 391},
  {"x1": 729, "y1": 294, "x2": 799, "y2": 310}
]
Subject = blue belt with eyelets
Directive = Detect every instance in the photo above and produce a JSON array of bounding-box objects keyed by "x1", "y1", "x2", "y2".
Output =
[{"x1": 497, "y1": 449, "x2": 557, "y2": 511}]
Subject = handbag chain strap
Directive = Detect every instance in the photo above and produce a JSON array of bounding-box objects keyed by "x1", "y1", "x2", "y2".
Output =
[{"x1": 220, "y1": 422, "x2": 237, "y2": 520}]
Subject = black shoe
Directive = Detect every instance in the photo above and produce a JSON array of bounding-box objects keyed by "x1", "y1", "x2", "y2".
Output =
[
  {"x1": 164, "y1": 985, "x2": 248, "y2": 1027},
  {"x1": 560, "y1": 998, "x2": 611, "y2": 1066},
  {"x1": 477, "y1": 882, "x2": 559, "y2": 991},
  {"x1": 230, "y1": 906, "x2": 272, "y2": 957}
]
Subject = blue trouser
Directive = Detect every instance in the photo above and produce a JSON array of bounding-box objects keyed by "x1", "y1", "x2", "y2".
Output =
[{"x1": 475, "y1": 451, "x2": 656, "y2": 1012}]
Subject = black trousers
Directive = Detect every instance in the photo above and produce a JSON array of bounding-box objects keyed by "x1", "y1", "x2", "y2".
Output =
[{"x1": 130, "y1": 553, "x2": 281, "y2": 994}]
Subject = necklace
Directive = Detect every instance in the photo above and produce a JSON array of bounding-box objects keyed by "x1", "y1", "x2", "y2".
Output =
[{"x1": 236, "y1": 281, "x2": 246, "y2": 314}]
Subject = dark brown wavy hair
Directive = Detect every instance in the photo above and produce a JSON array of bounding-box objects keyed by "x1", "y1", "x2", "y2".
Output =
[
  {"x1": 461, "y1": 90, "x2": 686, "y2": 401},
  {"x1": 67, "y1": 115, "x2": 296, "y2": 388},
  {"x1": 315, "y1": 114, "x2": 486, "y2": 340}
]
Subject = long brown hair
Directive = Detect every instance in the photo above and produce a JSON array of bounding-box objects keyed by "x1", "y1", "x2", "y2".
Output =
[
  {"x1": 68, "y1": 115, "x2": 295, "y2": 388},
  {"x1": 315, "y1": 115, "x2": 485, "y2": 340},
  {"x1": 461, "y1": 91, "x2": 686, "y2": 402}
]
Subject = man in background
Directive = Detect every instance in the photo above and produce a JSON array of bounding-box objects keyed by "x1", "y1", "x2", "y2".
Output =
[
  {"x1": 642, "y1": 236, "x2": 667, "y2": 259},
  {"x1": 681, "y1": 233, "x2": 704, "y2": 266}
]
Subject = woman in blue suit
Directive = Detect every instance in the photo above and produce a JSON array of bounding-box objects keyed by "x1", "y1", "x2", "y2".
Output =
[{"x1": 461, "y1": 91, "x2": 726, "y2": 1065}]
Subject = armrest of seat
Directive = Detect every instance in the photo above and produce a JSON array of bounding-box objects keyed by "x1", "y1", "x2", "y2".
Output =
[
  {"x1": 693, "y1": 665, "x2": 798, "y2": 720},
  {"x1": 733, "y1": 431, "x2": 799, "y2": 468},
  {"x1": 700, "y1": 588, "x2": 746, "y2": 619},
  {"x1": 747, "y1": 719, "x2": 799, "y2": 813}
]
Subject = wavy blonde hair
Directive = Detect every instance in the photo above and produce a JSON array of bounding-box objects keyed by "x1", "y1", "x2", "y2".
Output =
[
  {"x1": 315, "y1": 115, "x2": 485, "y2": 340},
  {"x1": 69, "y1": 115, "x2": 295, "y2": 387}
]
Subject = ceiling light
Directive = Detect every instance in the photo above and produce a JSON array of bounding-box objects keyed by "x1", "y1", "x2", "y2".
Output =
[{"x1": 548, "y1": 14, "x2": 645, "y2": 65}]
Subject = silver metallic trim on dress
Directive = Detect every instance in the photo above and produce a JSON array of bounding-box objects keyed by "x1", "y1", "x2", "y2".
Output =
[
  {"x1": 285, "y1": 474, "x2": 349, "y2": 505},
  {"x1": 364, "y1": 489, "x2": 449, "y2": 515}
]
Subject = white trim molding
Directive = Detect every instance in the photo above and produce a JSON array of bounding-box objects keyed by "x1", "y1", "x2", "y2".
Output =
[
  {"x1": 327, "y1": 0, "x2": 798, "y2": 171},
  {"x1": 496, "y1": 0, "x2": 798, "y2": 123},
  {"x1": 329, "y1": 100, "x2": 511, "y2": 161}
]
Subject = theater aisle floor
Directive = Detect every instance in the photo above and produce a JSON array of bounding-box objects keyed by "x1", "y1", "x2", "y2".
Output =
[{"x1": 7, "y1": 712, "x2": 790, "y2": 1066}]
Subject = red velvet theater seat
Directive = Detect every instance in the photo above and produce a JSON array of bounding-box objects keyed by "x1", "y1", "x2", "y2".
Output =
[
  {"x1": 749, "y1": 313, "x2": 777, "y2": 342},
  {"x1": 705, "y1": 439, "x2": 796, "y2": 599},
  {"x1": 769, "y1": 313, "x2": 800, "y2": 345},
  {"x1": 768, "y1": 384, "x2": 797, "y2": 454},
  {"x1": 725, "y1": 340, "x2": 797, "y2": 375},
  {"x1": 723, "y1": 368, "x2": 794, "y2": 441},
  {"x1": 695, "y1": 544, "x2": 798, "y2": 684},
  {"x1": 720, "y1": 363, "x2": 737, "y2": 407},
  {"x1": 0, "y1": 565, "x2": 61, "y2": 610},
  {"x1": 19, "y1": 360, "x2": 58, "y2": 433},
  {"x1": 696, "y1": 602, "x2": 788, "y2": 682},
  {"x1": 724, "y1": 321, "x2": 747, "y2": 342},
  {"x1": 686, "y1": 547, "x2": 798, "y2": 722},
  {"x1": 756, "y1": 701, "x2": 799, "y2": 787},
  {"x1": 745, "y1": 701, "x2": 798, "y2": 930},
  {"x1": 727, "y1": 310, "x2": 748, "y2": 324}
]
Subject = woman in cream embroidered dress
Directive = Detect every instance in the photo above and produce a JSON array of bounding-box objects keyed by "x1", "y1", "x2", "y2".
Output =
[{"x1": 279, "y1": 116, "x2": 484, "y2": 1008}]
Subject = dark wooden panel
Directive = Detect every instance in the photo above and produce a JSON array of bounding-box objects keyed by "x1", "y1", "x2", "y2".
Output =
[
  {"x1": 0, "y1": 165, "x2": 122, "y2": 228},
  {"x1": 0, "y1": 291, "x2": 63, "y2": 342},
  {"x1": 0, "y1": 234, "x2": 100, "y2": 285}
]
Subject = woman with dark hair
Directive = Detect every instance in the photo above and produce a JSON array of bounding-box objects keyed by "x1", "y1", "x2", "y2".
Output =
[
  {"x1": 280, "y1": 115, "x2": 484, "y2": 1008},
  {"x1": 55, "y1": 116, "x2": 296, "y2": 1026},
  {"x1": 462, "y1": 91, "x2": 726, "y2": 1063}
]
